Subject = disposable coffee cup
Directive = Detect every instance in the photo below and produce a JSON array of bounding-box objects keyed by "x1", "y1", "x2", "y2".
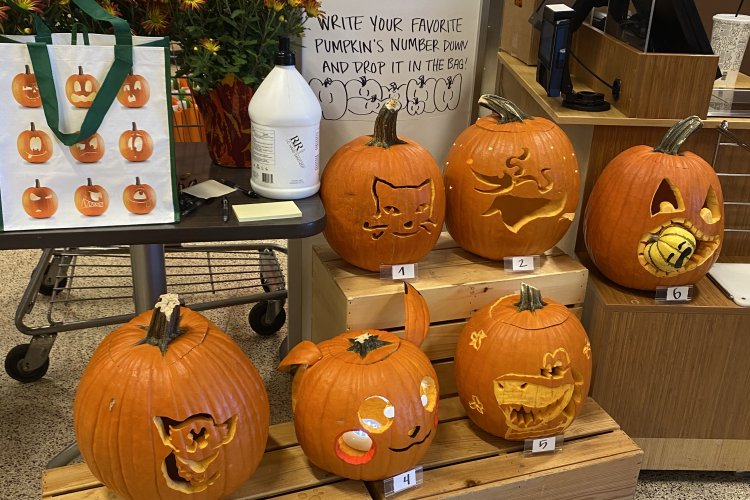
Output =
[{"x1": 711, "y1": 14, "x2": 750, "y2": 86}]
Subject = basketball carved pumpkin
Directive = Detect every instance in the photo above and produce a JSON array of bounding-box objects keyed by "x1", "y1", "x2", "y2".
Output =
[
  {"x1": 17, "y1": 122, "x2": 53, "y2": 163},
  {"x1": 320, "y1": 99, "x2": 445, "y2": 271},
  {"x1": 74, "y1": 294, "x2": 269, "y2": 500},
  {"x1": 444, "y1": 95, "x2": 579, "y2": 260},
  {"x1": 65, "y1": 66, "x2": 99, "y2": 108},
  {"x1": 278, "y1": 283, "x2": 437, "y2": 481},
  {"x1": 12, "y1": 65, "x2": 41, "y2": 108},
  {"x1": 119, "y1": 122, "x2": 154, "y2": 162},
  {"x1": 584, "y1": 116, "x2": 724, "y2": 290},
  {"x1": 455, "y1": 283, "x2": 592, "y2": 440},
  {"x1": 74, "y1": 178, "x2": 109, "y2": 216},
  {"x1": 123, "y1": 177, "x2": 156, "y2": 215},
  {"x1": 117, "y1": 71, "x2": 150, "y2": 108},
  {"x1": 70, "y1": 133, "x2": 105, "y2": 163},
  {"x1": 22, "y1": 179, "x2": 58, "y2": 219}
]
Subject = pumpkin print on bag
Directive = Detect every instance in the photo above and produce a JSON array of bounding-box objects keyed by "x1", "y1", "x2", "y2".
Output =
[
  {"x1": 17, "y1": 122, "x2": 53, "y2": 164},
  {"x1": 12, "y1": 65, "x2": 41, "y2": 108},
  {"x1": 74, "y1": 178, "x2": 109, "y2": 217},
  {"x1": 119, "y1": 122, "x2": 154, "y2": 162},
  {"x1": 455, "y1": 283, "x2": 592, "y2": 440},
  {"x1": 123, "y1": 177, "x2": 156, "y2": 215},
  {"x1": 74, "y1": 294, "x2": 269, "y2": 500},
  {"x1": 320, "y1": 99, "x2": 445, "y2": 271},
  {"x1": 65, "y1": 66, "x2": 99, "y2": 108},
  {"x1": 584, "y1": 116, "x2": 724, "y2": 290},
  {"x1": 278, "y1": 283, "x2": 437, "y2": 481},
  {"x1": 444, "y1": 95, "x2": 580, "y2": 260},
  {"x1": 70, "y1": 133, "x2": 105, "y2": 163},
  {"x1": 22, "y1": 179, "x2": 58, "y2": 219},
  {"x1": 117, "y1": 71, "x2": 150, "y2": 108}
]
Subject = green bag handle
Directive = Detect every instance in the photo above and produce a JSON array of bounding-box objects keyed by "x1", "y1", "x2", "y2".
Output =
[
  {"x1": 70, "y1": 23, "x2": 91, "y2": 46},
  {"x1": 27, "y1": 0, "x2": 133, "y2": 146}
]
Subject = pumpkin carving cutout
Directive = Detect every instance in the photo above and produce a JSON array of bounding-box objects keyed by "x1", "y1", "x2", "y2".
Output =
[
  {"x1": 70, "y1": 133, "x2": 105, "y2": 163},
  {"x1": 119, "y1": 122, "x2": 154, "y2": 162},
  {"x1": 444, "y1": 95, "x2": 580, "y2": 260},
  {"x1": 12, "y1": 65, "x2": 41, "y2": 108},
  {"x1": 123, "y1": 177, "x2": 156, "y2": 215},
  {"x1": 454, "y1": 283, "x2": 592, "y2": 440},
  {"x1": 74, "y1": 178, "x2": 109, "y2": 216},
  {"x1": 278, "y1": 283, "x2": 437, "y2": 481},
  {"x1": 65, "y1": 66, "x2": 99, "y2": 108},
  {"x1": 117, "y1": 70, "x2": 150, "y2": 108},
  {"x1": 584, "y1": 116, "x2": 724, "y2": 290},
  {"x1": 320, "y1": 99, "x2": 445, "y2": 271},
  {"x1": 74, "y1": 294, "x2": 270, "y2": 500},
  {"x1": 17, "y1": 122, "x2": 53, "y2": 164},
  {"x1": 22, "y1": 179, "x2": 58, "y2": 219}
]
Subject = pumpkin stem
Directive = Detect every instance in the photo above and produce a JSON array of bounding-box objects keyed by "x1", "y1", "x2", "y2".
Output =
[
  {"x1": 132, "y1": 122, "x2": 137, "y2": 131},
  {"x1": 30, "y1": 122, "x2": 36, "y2": 131},
  {"x1": 478, "y1": 94, "x2": 532, "y2": 124},
  {"x1": 138, "y1": 294, "x2": 183, "y2": 354},
  {"x1": 25, "y1": 64, "x2": 31, "y2": 74},
  {"x1": 653, "y1": 116, "x2": 702, "y2": 155},
  {"x1": 34, "y1": 179, "x2": 41, "y2": 188},
  {"x1": 515, "y1": 283, "x2": 547, "y2": 313},
  {"x1": 86, "y1": 177, "x2": 93, "y2": 186},
  {"x1": 78, "y1": 66, "x2": 84, "y2": 75},
  {"x1": 367, "y1": 99, "x2": 407, "y2": 148},
  {"x1": 135, "y1": 176, "x2": 141, "y2": 185}
]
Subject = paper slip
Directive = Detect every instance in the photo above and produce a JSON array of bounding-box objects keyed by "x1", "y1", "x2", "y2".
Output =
[
  {"x1": 181, "y1": 180, "x2": 236, "y2": 199},
  {"x1": 232, "y1": 201, "x2": 302, "y2": 222}
]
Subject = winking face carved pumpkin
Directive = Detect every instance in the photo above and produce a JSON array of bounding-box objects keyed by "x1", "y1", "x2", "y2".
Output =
[{"x1": 278, "y1": 283, "x2": 437, "y2": 481}]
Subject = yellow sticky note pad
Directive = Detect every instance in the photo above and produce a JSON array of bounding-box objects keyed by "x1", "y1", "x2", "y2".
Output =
[{"x1": 232, "y1": 201, "x2": 302, "y2": 222}]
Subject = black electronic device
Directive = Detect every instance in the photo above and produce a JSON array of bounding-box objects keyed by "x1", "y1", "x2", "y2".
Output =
[{"x1": 536, "y1": 4, "x2": 576, "y2": 98}]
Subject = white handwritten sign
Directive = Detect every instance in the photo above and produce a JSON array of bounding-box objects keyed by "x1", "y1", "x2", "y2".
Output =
[{"x1": 301, "y1": 0, "x2": 483, "y2": 165}]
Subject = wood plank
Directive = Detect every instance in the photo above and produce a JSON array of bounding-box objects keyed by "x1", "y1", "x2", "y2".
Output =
[
  {"x1": 635, "y1": 438, "x2": 750, "y2": 471},
  {"x1": 43, "y1": 463, "x2": 105, "y2": 498},
  {"x1": 311, "y1": 251, "x2": 349, "y2": 342},
  {"x1": 434, "y1": 360, "x2": 456, "y2": 397},
  {"x1": 271, "y1": 481, "x2": 372, "y2": 499},
  {"x1": 313, "y1": 233, "x2": 462, "y2": 265}
]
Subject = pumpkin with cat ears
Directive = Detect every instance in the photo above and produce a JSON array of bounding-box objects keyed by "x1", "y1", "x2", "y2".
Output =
[{"x1": 320, "y1": 98, "x2": 446, "y2": 271}]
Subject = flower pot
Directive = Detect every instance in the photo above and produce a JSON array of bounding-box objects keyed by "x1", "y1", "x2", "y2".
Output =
[{"x1": 192, "y1": 74, "x2": 254, "y2": 168}]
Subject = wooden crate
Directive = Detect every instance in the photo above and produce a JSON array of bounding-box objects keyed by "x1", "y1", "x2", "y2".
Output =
[
  {"x1": 42, "y1": 398, "x2": 642, "y2": 499},
  {"x1": 312, "y1": 234, "x2": 589, "y2": 395}
]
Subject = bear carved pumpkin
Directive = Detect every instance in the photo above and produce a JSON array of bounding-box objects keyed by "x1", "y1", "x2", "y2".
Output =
[
  {"x1": 74, "y1": 178, "x2": 109, "y2": 216},
  {"x1": 70, "y1": 133, "x2": 105, "y2": 163},
  {"x1": 22, "y1": 179, "x2": 58, "y2": 219},
  {"x1": 12, "y1": 65, "x2": 41, "y2": 108},
  {"x1": 278, "y1": 283, "x2": 437, "y2": 481},
  {"x1": 17, "y1": 122, "x2": 53, "y2": 164},
  {"x1": 117, "y1": 71, "x2": 150, "y2": 108},
  {"x1": 454, "y1": 283, "x2": 592, "y2": 440},
  {"x1": 444, "y1": 95, "x2": 580, "y2": 260},
  {"x1": 74, "y1": 294, "x2": 270, "y2": 500},
  {"x1": 119, "y1": 122, "x2": 154, "y2": 162},
  {"x1": 123, "y1": 177, "x2": 156, "y2": 215},
  {"x1": 320, "y1": 99, "x2": 445, "y2": 271},
  {"x1": 583, "y1": 116, "x2": 724, "y2": 290},
  {"x1": 66, "y1": 66, "x2": 100, "y2": 108}
]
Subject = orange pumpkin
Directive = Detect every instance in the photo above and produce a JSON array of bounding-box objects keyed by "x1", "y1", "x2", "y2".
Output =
[
  {"x1": 278, "y1": 283, "x2": 437, "y2": 481},
  {"x1": 22, "y1": 179, "x2": 58, "y2": 219},
  {"x1": 117, "y1": 71, "x2": 150, "y2": 108},
  {"x1": 74, "y1": 178, "x2": 109, "y2": 217},
  {"x1": 444, "y1": 95, "x2": 579, "y2": 260},
  {"x1": 123, "y1": 177, "x2": 156, "y2": 215},
  {"x1": 70, "y1": 133, "x2": 105, "y2": 163},
  {"x1": 65, "y1": 66, "x2": 100, "y2": 108},
  {"x1": 584, "y1": 116, "x2": 724, "y2": 290},
  {"x1": 17, "y1": 122, "x2": 53, "y2": 164},
  {"x1": 74, "y1": 294, "x2": 269, "y2": 500},
  {"x1": 119, "y1": 122, "x2": 154, "y2": 162},
  {"x1": 454, "y1": 283, "x2": 592, "y2": 440},
  {"x1": 12, "y1": 65, "x2": 41, "y2": 108},
  {"x1": 320, "y1": 99, "x2": 445, "y2": 271}
]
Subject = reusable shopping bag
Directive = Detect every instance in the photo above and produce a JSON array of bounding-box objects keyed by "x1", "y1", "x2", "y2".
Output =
[{"x1": 0, "y1": 0, "x2": 179, "y2": 231}]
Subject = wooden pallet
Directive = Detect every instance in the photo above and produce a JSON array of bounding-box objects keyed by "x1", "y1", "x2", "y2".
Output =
[{"x1": 42, "y1": 398, "x2": 642, "y2": 499}]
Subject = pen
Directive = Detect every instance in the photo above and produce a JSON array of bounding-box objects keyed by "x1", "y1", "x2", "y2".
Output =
[
  {"x1": 221, "y1": 196, "x2": 229, "y2": 223},
  {"x1": 218, "y1": 178, "x2": 259, "y2": 198}
]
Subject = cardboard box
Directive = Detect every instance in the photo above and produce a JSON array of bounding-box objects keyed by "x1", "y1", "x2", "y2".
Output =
[{"x1": 500, "y1": 0, "x2": 543, "y2": 65}]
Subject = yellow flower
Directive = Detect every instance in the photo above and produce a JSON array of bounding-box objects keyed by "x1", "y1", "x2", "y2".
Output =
[
  {"x1": 200, "y1": 38, "x2": 220, "y2": 54},
  {"x1": 141, "y1": 6, "x2": 169, "y2": 34},
  {"x1": 303, "y1": 0, "x2": 323, "y2": 17},
  {"x1": 287, "y1": 0, "x2": 304, "y2": 7},
  {"x1": 264, "y1": 0, "x2": 285, "y2": 11},
  {"x1": 180, "y1": 0, "x2": 206, "y2": 10}
]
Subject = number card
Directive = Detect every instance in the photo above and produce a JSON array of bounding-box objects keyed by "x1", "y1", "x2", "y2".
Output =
[
  {"x1": 523, "y1": 434, "x2": 564, "y2": 456},
  {"x1": 384, "y1": 466, "x2": 423, "y2": 497},
  {"x1": 380, "y1": 263, "x2": 418, "y2": 281},
  {"x1": 503, "y1": 255, "x2": 540, "y2": 273},
  {"x1": 655, "y1": 285, "x2": 693, "y2": 303}
]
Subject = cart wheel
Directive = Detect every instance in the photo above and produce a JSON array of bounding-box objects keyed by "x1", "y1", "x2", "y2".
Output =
[
  {"x1": 248, "y1": 302, "x2": 286, "y2": 336},
  {"x1": 5, "y1": 344, "x2": 49, "y2": 383},
  {"x1": 38, "y1": 263, "x2": 68, "y2": 296}
]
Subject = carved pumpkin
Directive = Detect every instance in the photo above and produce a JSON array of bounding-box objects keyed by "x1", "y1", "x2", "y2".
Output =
[
  {"x1": 278, "y1": 283, "x2": 437, "y2": 481},
  {"x1": 74, "y1": 294, "x2": 269, "y2": 500},
  {"x1": 65, "y1": 66, "x2": 100, "y2": 108},
  {"x1": 455, "y1": 283, "x2": 592, "y2": 440},
  {"x1": 117, "y1": 71, "x2": 150, "y2": 108},
  {"x1": 12, "y1": 65, "x2": 41, "y2": 108},
  {"x1": 123, "y1": 177, "x2": 156, "y2": 215},
  {"x1": 17, "y1": 122, "x2": 53, "y2": 164},
  {"x1": 119, "y1": 122, "x2": 154, "y2": 162},
  {"x1": 584, "y1": 116, "x2": 724, "y2": 290},
  {"x1": 320, "y1": 99, "x2": 446, "y2": 271},
  {"x1": 444, "y1": 95, "x2": 580, "y2": 260},
  {"x1": 70, "y1": 133, "x2": 105, "y2": 163},
  {"x1": 74, "y1": 178, "x2": 109, "y2": 216},
  {"x1": 22, "y1": 179, "x2": 58, "y2": 219}
]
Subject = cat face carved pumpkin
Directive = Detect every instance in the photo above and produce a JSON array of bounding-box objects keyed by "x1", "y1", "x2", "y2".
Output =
[{"x1": 363, "y1": 179, "x2": 437, "y2": 240}]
